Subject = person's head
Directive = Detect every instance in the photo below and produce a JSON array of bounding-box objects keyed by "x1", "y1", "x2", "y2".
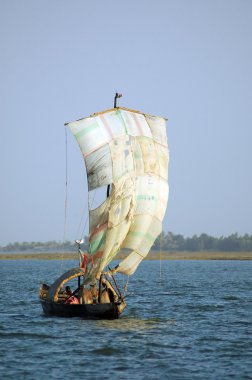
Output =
[{"x1": 65, "y1": 286, "x2": 71, "y2": 294}]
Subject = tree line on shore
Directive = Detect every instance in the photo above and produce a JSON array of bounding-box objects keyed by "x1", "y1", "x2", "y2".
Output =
[
  {"x1": 1, "y1": 232, "x2": 252, "y2": 252},
  {"x1": 152, "y1": 232, "x2": 252, "y2": 252}
]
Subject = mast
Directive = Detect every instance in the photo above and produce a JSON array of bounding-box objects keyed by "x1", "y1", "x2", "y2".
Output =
[
  {"x1": 109, "y1": 92, "x2": 122, "y2": 198},
  {"x1": 114, "y1": 92, "x2": 122, "y2": 108}
]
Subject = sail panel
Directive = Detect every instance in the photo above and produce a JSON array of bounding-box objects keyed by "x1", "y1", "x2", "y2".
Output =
[
  {"x1": 121, "y1": 214, "x2": 162, "y2": 254},
  {"x1": 86, "y1": 174, "x2": 136, "y2": 280},
  {"x1": 156, "y1": 180, "x2": 169, "y2": 221},
  {"x1": 97, "y1": 111, "x2": 126, "y2": 138},
  {"x1": 86, "y1": 223, "x2": 107, "y2": 278},
  {"x1": 133, "y1": 176, "x2": 168, "y2": 221},
  {"x1": 110, "y1": 136, "x2": 134, "y2": 181},
  {"x1": 89, "y1": 223, "x2": 107, "y2": 255},
  {"x1": 145, "y1": 115, "x2": 168, "y2": 147},
  {"x1": 156, "y1": 143, "x2": 169, "y2": 180},
  {"x1": 113, "y1": 251, "x2": 144, "y2": 276},
  {"x1": 108, "y1": 189, "x2": 134, "y2": 228},
  {"x1": 68, "y1": 118, "x2": 109, "y2": 157},
  {"x1": 130, "y1": 137, "x2": 169, "y2": 179},
  {"x1": 99, "y1": 217, "x2": 133, "y2": 271},
  {"x1": 68, "y1": 109, "x2": 164, "y2": 157},
  {"x1": 120, "y1": 110, "x2": 152, "y2": 138},
  {"x1": 138, "y1": 137, "x2": 158, "y2": 175},
  {"x1": 89, "y1": 197, "x2": 110, "y2": 232},
  {"x1": 114, "y1": 216, "x2": 162, "y2": 275},
  {"x1": 134, "y1": 175, "x2": 159, "y2": 217},
  {"x1": 85, "y1": 145, "x2": 112, "y2": 190},
  {"x1": 131, "y1": 138, "x2": 145, "y2": 175}
]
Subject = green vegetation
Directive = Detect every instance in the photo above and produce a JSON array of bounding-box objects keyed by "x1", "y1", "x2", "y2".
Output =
[
  {"x1": 0, "y1": 240, "x2": 79, "y2": 253},
  {"x1": 1, "y1": 233, "x2": 252, "y2": 253},
  {"x1": 152, "y1": 232, "x2": 252, "y2": 252}
]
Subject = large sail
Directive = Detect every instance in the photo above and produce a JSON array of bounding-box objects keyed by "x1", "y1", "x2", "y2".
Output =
[{"x1": 67, "y1": 107, "x2": 169, "y2": 281}]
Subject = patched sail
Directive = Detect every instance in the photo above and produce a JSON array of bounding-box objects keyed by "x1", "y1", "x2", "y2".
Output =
[{"x1": 67, "y1": 107, "x2": 169, "y2": 280}]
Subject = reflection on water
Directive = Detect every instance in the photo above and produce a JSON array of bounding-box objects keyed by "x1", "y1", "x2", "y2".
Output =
[{"x1": 96, "y1": 317, "x2": 176, "y2": 332}]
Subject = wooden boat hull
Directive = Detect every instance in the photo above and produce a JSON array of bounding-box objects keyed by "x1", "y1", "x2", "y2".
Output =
[
  {"x1": 39, "y1": 268, "x2": 126, "y2": 319},
  {"x1": 40, "y1": 299, "x2": 122, "y2": 319}
]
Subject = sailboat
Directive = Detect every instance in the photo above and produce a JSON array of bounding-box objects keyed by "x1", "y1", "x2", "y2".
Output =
[{"x1": 39, "y1": 94, "x2": 169, "y2": 319}]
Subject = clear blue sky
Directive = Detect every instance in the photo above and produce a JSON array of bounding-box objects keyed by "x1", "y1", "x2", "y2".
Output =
[{"x1": 0, "y1": 0, "x2": 251, "y2": 245}]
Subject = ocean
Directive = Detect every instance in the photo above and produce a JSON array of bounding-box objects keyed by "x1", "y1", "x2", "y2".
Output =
[{"x1": 0, "y1": 260, "x2": 251, "y2": 379}]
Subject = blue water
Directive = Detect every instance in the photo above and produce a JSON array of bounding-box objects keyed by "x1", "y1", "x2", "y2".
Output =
[{"x1": 0, "y1": 260, "x2": 251, "y2": 379}]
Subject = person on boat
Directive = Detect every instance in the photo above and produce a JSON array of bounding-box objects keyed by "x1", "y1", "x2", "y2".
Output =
[
  {"x1": 39, "y1": 283, "x2": 49, "y2": 299},
  {"x1": 64, "y1": 286, "x2": 79, "y2": 304},
  {"x1": 78, "y1": 285, "x2": 84, "y2": 304},
  {"x1": 100, "y1": 279, "x2": 118, "y2": 303},
  {"x1": 100, "y1": 283, "x2": 110, "y2": 303},
  {"x1": 65, "y1": 295, "x2": 79, "y2": 304},
  {"x1": 78, "y1": 285, "x2": 92, "y2": 304},
  {"x1": 65, "y1": 286, "x2": 72, "y2": 295},
  {"x1": 105, "y1": 278, "x2": 118, "y2": 302},
  {"x1": 90, "y1": 283, "x2": 98, "y2": 303},
  {"x1": 83, "y1": 287, "x2": 92, "y2": 304}
]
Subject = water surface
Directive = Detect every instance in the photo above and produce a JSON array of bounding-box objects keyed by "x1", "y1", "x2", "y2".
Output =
[{"x1": 0, "y1": 260, "x2": 251, "y2": 379}]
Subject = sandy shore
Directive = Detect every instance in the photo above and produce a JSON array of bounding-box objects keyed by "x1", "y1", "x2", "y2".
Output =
[{"x1": 0, "y1": 251, "x2": 251, "y2": 260}]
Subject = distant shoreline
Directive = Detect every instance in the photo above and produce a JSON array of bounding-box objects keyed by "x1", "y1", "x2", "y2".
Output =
[{"x1": 0, "y1": 251, "x2": 252, "y2": 260}]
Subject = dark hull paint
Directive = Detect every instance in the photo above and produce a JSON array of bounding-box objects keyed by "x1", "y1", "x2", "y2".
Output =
[{"x1": 40, "y1": 299, "x2": 120, "y2": 319}]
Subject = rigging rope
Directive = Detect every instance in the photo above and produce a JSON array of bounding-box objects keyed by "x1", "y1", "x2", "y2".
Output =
[
  {"x1": 81, "y1": 188, "x2": 97, "y2": 238},
  {"x1": 159, "y1": 230, "x2": 162, "y2": 280},
  {"x1": 123, "y1": 276, "x2": 129, "y2": 296},
  {"x1": 60, "y1": 127, "x2": 68, "y2": 275},
  {"x1": 75, "y1": 188, "x2": 97, "y2": 245},
  {"x1": 75, "y1": 202, "x2": 88, "y2": 241},
  {"x1": 63, "y1": 126, "x2": 68, "y2": 242}
]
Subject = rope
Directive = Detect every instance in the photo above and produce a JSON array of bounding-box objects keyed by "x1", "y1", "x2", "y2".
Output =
[
  {"x1": 159, "y1": 230, "x2": 162, "y2": 280},
  {"x1": 75, "y1": 180, "x2": 98, "y2": 242},
  {"x1": 75, "y1": 203, "x2": 88, "y2": 241},
  {"x1": 123, "y1": 276, "x2": 129, "y2": 296},
  {"x1": 63, "y1": 126, "x2": 68, "y2": 242},
  {"x1": 82, "y1": 188, "x2": 97, "y2": 236},
  {"x1": 60, "y1": 127, "x2": 68, "y2": 275}
]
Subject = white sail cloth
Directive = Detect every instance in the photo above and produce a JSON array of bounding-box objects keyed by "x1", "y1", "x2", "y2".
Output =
[{"x1": 67, "y1": 107, "x2": 169, "y2": 279}]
